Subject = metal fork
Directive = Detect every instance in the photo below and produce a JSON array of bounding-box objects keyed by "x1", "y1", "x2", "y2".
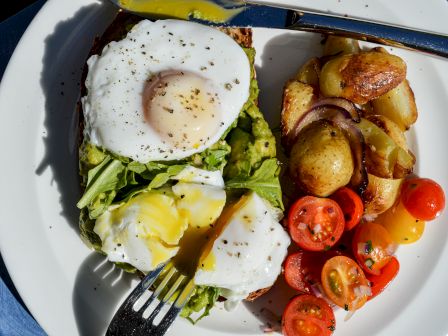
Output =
[{"x1": 106, "y1": 262, "x2": 195, "y2": 336}]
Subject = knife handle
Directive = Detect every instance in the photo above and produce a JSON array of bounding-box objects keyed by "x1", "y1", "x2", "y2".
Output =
[{"x1": 289, "y1": 12, "x2": 448, "y2": 58}]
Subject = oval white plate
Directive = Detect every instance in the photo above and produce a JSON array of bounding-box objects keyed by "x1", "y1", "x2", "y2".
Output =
[{"x1": 1, "y1": 1, "x2": 448, "y2": 335}]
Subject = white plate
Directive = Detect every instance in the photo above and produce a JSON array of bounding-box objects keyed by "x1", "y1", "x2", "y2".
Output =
[{"x1": 1, "y1": 0, "x2": 448, "y2": 335}]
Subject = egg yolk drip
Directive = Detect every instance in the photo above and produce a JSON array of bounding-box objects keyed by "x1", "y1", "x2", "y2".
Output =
[
  {"x1": 196, "y1": 195, "x2": 250, "y2": 273},
  {"x1": 118, "y1": 0, "x2": 243, "y2": 23},
  {"x1": 94, "y1": 192, "x2": 188, "y2": 271},
  {"x1": 143, "y1": 71, "x2": 224, "y2": 151},
  {"x1": 171, "y1": 182, "x2": 226, "y2": 275}
]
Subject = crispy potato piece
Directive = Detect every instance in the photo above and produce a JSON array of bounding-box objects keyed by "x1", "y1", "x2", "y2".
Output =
[
  {"x1": 323, "y1": 36, "x2": 360, "y2": 57},
  {"x1": 371, "y1": 79, "x2": 418, "y2": 130},
  {"x1": 366, "y1": 115, "x2": 408, "y2": 151},
  {"x1": 358, "y1": 118, "x2": 414, "y2": 179},
  {"x1": 320, "y1": 52, "x2": 406, "y2": 104},
  {"x1": 364, "y1": 174, "x2": 403, "y2": 216},
  {"x1": 280, "y1": 80, "x2": 317, "y2": 147},
  {"x1": 295, "y1": 57, "x2": 321, "y2": 87}
]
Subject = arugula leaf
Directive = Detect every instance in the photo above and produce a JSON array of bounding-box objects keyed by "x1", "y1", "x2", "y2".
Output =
[
  {"x1": 180, "y1": 286, "x2": 221, "y2": 324},
  {"x1": 225, "y1": 158, "x2": 284, "y2": 210},
  {"x1": 147, "y1": 165, "x2": 186, "y2": 189},
  {"x1": 77, "y1": 156, "x2": 125, "y2": 210}
]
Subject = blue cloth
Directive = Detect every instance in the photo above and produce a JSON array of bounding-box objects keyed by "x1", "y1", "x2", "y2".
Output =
[{"x1": 1, "y1": 2, "x2": 48, "y2": 335}]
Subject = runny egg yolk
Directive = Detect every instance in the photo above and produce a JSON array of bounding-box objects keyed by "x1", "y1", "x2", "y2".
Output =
[
  {"x1": 94, "y1": 192, "x2": 188, "y2": 270},
  {"x1": 118, "y1": 0, "x2": 243, "y2": 23},
  {"x1": 143, "y1": 71, "x2": 223, "y2": 150}
]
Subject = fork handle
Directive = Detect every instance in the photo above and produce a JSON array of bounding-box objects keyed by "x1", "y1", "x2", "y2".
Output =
[{"x1": 289, "y1": 12, "x2": 448, "y2": 58}]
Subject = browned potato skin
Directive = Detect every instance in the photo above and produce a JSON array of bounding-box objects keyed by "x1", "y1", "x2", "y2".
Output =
[
  {"x1": 371, "y1": 79, "x2": 418, "y2": 130},
  {"x1": 323, "y1": 36, "x2": 360, "y2": 57},
  {"x1": 364, "y1": 173, "x2": 403, "y2": 216},
  {"x1": 280, "y1": 80, "x2": 316, "y2": 147},
  {"x1": 295, "y1": 57, "x2": 321, "y2": 87},
  {"x1": 320, "y1": 52, "x2": 407, "y2": 104},
  {"x1": 289, "y1": 120, "x2": 354, "y2": 197}
]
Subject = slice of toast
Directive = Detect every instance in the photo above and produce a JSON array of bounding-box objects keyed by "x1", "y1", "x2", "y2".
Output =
[{"x1": 78, "y1": 12, "x2": 270, "y2": 302}]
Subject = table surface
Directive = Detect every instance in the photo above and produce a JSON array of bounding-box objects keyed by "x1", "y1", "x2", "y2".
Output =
[{"x1": 0, "y1": 2, "x2": 48, "y2": 335}]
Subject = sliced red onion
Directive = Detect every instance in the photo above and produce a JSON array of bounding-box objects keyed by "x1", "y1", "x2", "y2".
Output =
[
  {"x1": 309, "y1": 97, "x2": 361, "y2": 122},
  {"x1": 290, "y1": 106, "x2": 353, "y2": 144},
  {"x1": 332, "y1": 117, "x2": 368, "y2": 195}
]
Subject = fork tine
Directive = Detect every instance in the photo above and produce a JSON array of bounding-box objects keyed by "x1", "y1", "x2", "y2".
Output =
[
  {"x1": 121, "y1": 262, "x2": 167, "y2": 310},
  {"x1": 145, "y1": 273, "x2": 186, "y2": 323},
  {"x1": 137, "y1": 263, "x2": 176, "y2": 313},
  {"x1": 106, "y1": 262, "x2": 169, "y2": 336},
  {"x1": 154, "y1": 279, "x2": 196, "y2": 335}
]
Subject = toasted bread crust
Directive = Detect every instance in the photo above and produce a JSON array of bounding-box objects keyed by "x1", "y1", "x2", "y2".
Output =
[{"x1": 79, "y1": 12, "x2": 270, "y2": 302}]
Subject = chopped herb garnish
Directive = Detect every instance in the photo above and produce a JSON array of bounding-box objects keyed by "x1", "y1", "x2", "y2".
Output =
[{"x1": 365, "y1": 240, "x2": 373, "y2": 254}]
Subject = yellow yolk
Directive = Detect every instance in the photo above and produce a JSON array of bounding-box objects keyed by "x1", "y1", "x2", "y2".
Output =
[
  {"x1": 172, "y1": 182, "x2": 226, "y2": 228},
  {"x1": 173, "y1": 226, "x2": 210, "y2": 276},
  {"x1": 143, "y1": 71, "x2": 223, "y2": 151},
  {"x1": 116, "y1": 192, "x2": 186, "y2": 244},
  {"x1": 118, "y1": 0, "x2": 243, "y2": 23},
  {"x1": 94, "y1": 191, "x2": 188, "y2": 270},
  {"x1": 195, "y1": 195, "x2": 251, "y2": 273}
]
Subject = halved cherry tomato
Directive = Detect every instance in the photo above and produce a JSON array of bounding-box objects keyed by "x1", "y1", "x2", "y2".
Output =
[
  {"x1": 321, "y1": 256, "x2": 370, "y2": 311},
  {"x1": 366, "y1": 256, "x2": 399, "y2": 300},
  {"x1": 401, "y1": 177, "x2": 445, "y2": 221},
  {"x1": 282, "y1": 294, "x2": 336, "y2": 336},
  {"x1": 284, "y1": 250, "x2": 344, "y2": 293},
  {"x1": 352, "y1": 222, "x2": 397, "y2": 275},
  {"x1": 330, "y1": 187, "x2": 364, "y2": 231},
  {"x1": 288, "y1": 196, "x2": 345, "y2": 251},
  {"x1": 377, "y1": 201, "x2": 425, "y2": 244}
]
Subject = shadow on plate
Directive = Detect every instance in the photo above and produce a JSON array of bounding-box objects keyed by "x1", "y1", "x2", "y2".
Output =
[
  {"x1": 255, "y1": 31, "x2": 322, "y2": 128},
  {"x1": 73, "y1": 252, "x2": 134, "y2": 336},
  {"x1": 36, "y1": 1, "x2": 117, "y2": 230}
]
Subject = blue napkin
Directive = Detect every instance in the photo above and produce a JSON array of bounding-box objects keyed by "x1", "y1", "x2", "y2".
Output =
[{"x1": 0, "y1": 2, "x2": 48, "y2": 335}]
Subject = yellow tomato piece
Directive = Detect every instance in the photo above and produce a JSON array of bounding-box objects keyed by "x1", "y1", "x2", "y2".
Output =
[{"x1": 376, "y1": 201, "x2": 425, "y2": 244}]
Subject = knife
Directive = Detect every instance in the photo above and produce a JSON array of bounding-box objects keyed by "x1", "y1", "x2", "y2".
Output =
[
  {"x1": 109, "y1": 0, "x2": 448, "y2": 58},
  {"x1": 188, "y1": 2, "x2": 448, "y2": 59}
]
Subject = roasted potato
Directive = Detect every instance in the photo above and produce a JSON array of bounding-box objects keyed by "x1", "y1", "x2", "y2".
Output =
[
  {"x1": 323, "y1": 36, "x2": 360, "y2": 57},
  {"x1": 294, "y1": 57, "x2": 321, "y2": 87},
  {"x1": 371, "y1": 79, "x2": 418, "y2": 130},
  {"x1": 366, "y1": 114, "x2": 408, "y2": 151},
  {"x1": 319, "y1": 51, "x2": 407, "y2": 104},
  {"x1": 364, "y1": 173, "x2": 403, "y2": 216},
  {"x1": 357, "y1": 118, "x2": 415, "y2": 179},
  {"x1": 281, "y1": 80, "x2": 316, "y2": 147},
  {"x1": 289, "y1": 120, "x2": 354, "y2": 197}
]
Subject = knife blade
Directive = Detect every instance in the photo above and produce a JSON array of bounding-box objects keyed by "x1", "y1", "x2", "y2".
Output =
[{"x1": 189, "y1": 2, "x2": 448, "y2": 59}]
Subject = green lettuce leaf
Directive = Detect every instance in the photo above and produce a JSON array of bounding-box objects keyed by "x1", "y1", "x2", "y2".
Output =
[
  {"x1": 148, "y1": 165, "x2": 186, "y2": 189},
  {"x1": 77, "y1": 156, "x2": 125, "y2": 212},
  {"x1": 180, "y1": 286, "x2": 221, "y2": 323},
  {"x1": 225, "y1": 158, "x2": 284, "y2": 210}
]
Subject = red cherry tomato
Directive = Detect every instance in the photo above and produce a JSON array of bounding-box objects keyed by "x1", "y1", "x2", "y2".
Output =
[
  {"x1": 366, "y1": 256, "x2": 400, "y2": 300},
  {"x1": 321, "y1": 256, "x2": 370, "y2": 311},
  {"x1": 282, "y1": 294, "x2": 336, "y2": 336},
  {"x1": 288, "y1": 196, "x2": 345, "y2": 251},
  {"x1": 330, "y1": 187, "x2": 364, "y2": 231},
  {"x1": 401, "y1": 178, "x2": 445, "y2": 221},
  {"x1": 284, "y1": 250, "x2": 344, "y2": 293},
  {"x1": 352, "y1": 222, "x2": 397, "y2": 275}
]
